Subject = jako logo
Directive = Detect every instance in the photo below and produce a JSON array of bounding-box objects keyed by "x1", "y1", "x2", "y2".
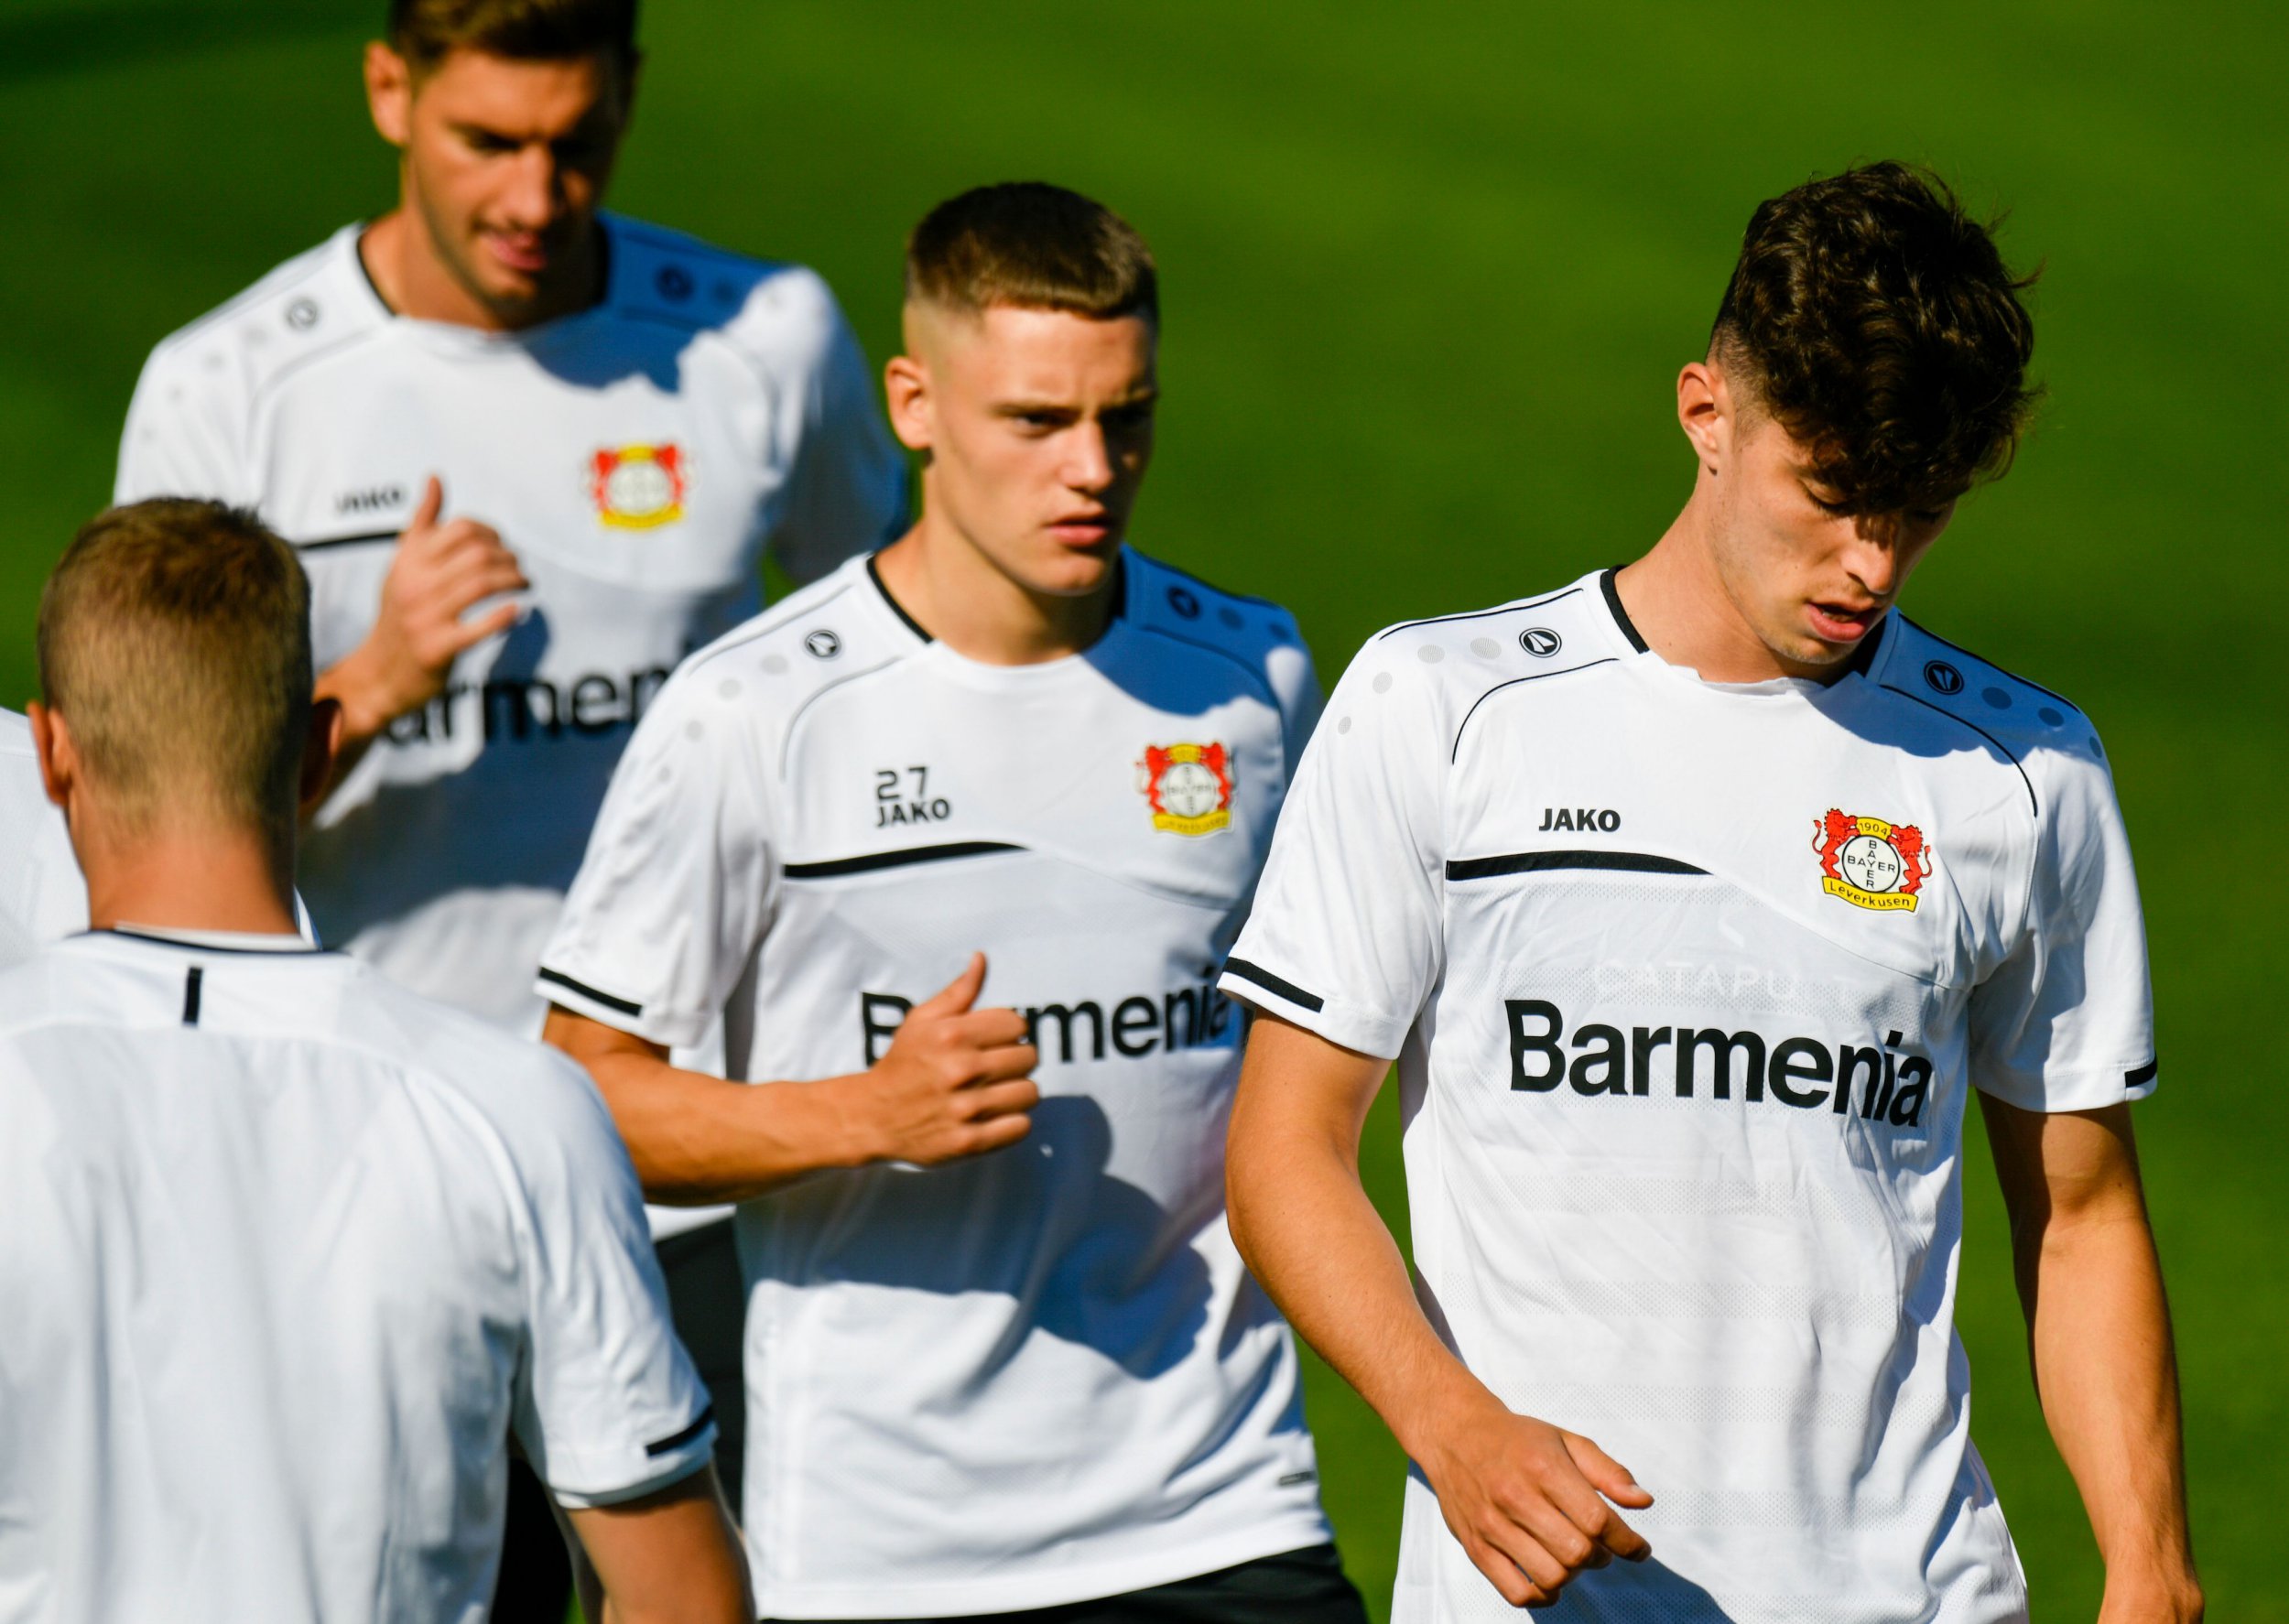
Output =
[
  {"x1": 336, "y1": 484, "x2": 405, "y2": 515},
  {"x1": 862, "y1": 978, "x2": 1235, "y2": 1065},
  {"x1": 1503, "y1": 998, "x2": 1931, "y2": 1127},
  {"x1": 1537, "y1": 807, "x2": 1620, "y2": 832}
]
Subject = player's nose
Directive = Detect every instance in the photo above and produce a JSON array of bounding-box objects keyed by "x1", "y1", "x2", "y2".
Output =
[
  {"x1": 1063, "y1": 422, "x2": 1115, "y2": 493},
  {"x1": 1843, "y1": 514, "x2": 1904, "y2": 600},
  {"x1": 499, "y1": 145, "x2": 564, "y2": 230}
]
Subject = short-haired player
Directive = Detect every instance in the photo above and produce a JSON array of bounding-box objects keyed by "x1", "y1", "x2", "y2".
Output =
[
  {"x1": 539, "y1": 184, "x2": 1367, "y2": 1620},
  {"x1": 113, "y1": 1, "x2": 907, "y2": 1604},
  {"x1": 1221, "y1": 164, "x2": 2199, "y2": 1621},
  {"x1": 0, "y1": 500, "x2": 749, "y2": 1623}
]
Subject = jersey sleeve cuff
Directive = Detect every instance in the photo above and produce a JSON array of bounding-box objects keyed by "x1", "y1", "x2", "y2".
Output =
[
  {"x1": 1974, "y1": 1056, "x2": 2158, "y2": 1113},
  {"x1": 535, "y1": 964, "x2": 709, "y2": 1051},
  {"x1": 1219, "y1": 958, "x2": 1408, "y2": 1060},
  {"x1": 543, "y1": 1408, "x2": 719, "y2": 1510}
]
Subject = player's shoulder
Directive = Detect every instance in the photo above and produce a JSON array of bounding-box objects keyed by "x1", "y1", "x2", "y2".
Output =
[
  {"x1": 345, "y1": 965, "x2": 613, "y2": 1149},
  {"x1": 657, "y1": 555, "x2": 910, "y2": 733},
  {"x1": 136, "y1": 226, "x2": 380, "y2": 389},
  {"x1": 603, "y1": 213, "x2": 848, "y2": 353},
  {"x1": 1873, "y1": 615, "x2": 2103, "y2": 750},
  {"x1": 1869, "y1": 613, "x2": 2116, "y2": 811},
  {"x1": 1349, "y1": 570, "x2": 1618, "y2": 706},
  {"x1": 1122, "y1": 550, "x2": 1309, "y2": 682}
]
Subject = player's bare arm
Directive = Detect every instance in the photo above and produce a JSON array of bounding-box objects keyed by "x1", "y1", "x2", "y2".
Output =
[
  {"x1": 562, "y1": 1466, "x2": 752, "y2": 1624},
  {"x1": 1982, "y1": 1098, "x2": 2203, "y2": 1622},
  {"x1": 310, "y1": 475, "x2": 526, "y2": 796},
  {"x1": 1228, "y1": 1014, "x2": 1653, "y2": 1608},
  {"x1": 546, "y1": 951, "x2": 1039, "y2": 1204}
]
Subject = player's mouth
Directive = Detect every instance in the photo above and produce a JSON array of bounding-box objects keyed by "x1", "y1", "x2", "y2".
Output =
[
  {"x1": 480, "y1": 229, "x2": 552, "y2": 279},
  {"x1": 1806, "y1": 600, "x2": 1885, "y2": 644},
  {"x1": 1047, "y1": 512, "x2": 1118, "y2": 548}
]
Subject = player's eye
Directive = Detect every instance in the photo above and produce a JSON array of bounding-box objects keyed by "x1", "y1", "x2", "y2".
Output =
[
  {"x1": 1103, "y1": 402, "x2": 1156, "y2": 433},
  {"x1": 461, "y1": 129, "x2": 520, "y2": 156}
]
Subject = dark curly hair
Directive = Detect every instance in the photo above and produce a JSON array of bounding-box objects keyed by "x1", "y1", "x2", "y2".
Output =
[{"x1": 1711, "y1": 162, "x2": 2038, "y2": 514}]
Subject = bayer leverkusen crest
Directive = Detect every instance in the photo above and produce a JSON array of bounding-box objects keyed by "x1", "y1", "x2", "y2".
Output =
[
  {"x1": 1815, "y1": 809, "x2": 1931, "y2": 913},
  {"x1": 591, "y1": 444, "x2": 686, "y2": 529},
  {"x1": 1139, "y1": 742, "x2": 1233, "y2": 836}
]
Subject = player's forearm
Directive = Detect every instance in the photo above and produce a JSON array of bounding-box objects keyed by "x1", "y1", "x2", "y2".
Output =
[
  {"x1": 580, "y1": 1045, "x2": 872, "y2": 1203},
  {"x1": 2018, "y1": 1196, "x2": 2201, "y2": 1618},
  {"x1": 1227, "y1": 1066, "x2": 1499, "y2": 1459}
]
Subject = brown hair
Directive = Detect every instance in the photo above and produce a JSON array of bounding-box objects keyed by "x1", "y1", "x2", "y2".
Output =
[
  {"x1": 387, "y1": 0, "x2": 637, "y2": 73},
  {"x1": 1711, "y1": 161, "x2": 2039, "y2": 514},
  {"x1": 906, "y1": 183, "x2": 1157, "y2": 323},
  {"x1": 38, "y1": 501, "x2": 312, "y2": 846}
]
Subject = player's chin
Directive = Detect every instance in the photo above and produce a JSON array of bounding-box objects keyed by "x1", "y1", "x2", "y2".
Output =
[{"x1": 1035, "y1": 528, "x2": 1123, "y2": 586}]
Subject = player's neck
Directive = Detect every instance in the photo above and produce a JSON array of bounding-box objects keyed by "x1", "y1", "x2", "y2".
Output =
[
  {"x1": 874, "y1": 519, "x2": 1117, "y2": 666},
  {"x1": 359, "y1": 208, "x2": 602, "y2": 332},
  {"x1": 1616, "y1": 500, "x2": 1843, "y2": 686},
  {"x1": 74, "y1": 817, "x2": 301, "y2": 938}
]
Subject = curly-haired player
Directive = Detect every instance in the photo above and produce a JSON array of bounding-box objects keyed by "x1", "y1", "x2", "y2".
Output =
[{"x1": 1220, "y1": 164, "x2": 2200, "y2": 1622}]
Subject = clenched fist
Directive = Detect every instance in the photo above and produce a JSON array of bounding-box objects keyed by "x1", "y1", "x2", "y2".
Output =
[{"x1": 830, "y1": 952, "x2": 1039, "y2": 1166}]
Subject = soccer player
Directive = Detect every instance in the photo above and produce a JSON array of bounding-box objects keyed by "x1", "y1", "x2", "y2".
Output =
[
  {"x1": 0, "y1": 499, "x2": 750, "y2": 1624},
  {"x1": 112, "y1": 0, "x2": 905, "y2": 1598},
  {"x1": 1220, "y1": 163, "x2": 2201, "y2": 1622},
  {"x1": 538, "y1": 183, "x2": 1366, "y2": 1622}
]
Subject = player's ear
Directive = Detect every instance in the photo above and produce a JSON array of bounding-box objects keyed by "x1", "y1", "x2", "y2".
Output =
[
  {"x1": 365, "y1": 41, "x2": 414, "y2": 148},
  {"x1": 27, "y1": 702, "x2": 76, "y2": 811},
  {"x1": 884, "y1": 352, "x2": 934, "y2": 453},
  {"x1": 300, "y1": 697, "x2": 344, "y2": 817},
  {"x1": 1677, "y1": 360, "x2": 1728, "y2": 477}
]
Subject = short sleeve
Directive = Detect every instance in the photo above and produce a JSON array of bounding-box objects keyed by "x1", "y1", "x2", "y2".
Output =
[
  {"x1": 114, "y1": 341, "x2": 250, "y2": 506},
  {"x1": 1220, "y1": 637, "x2": 1446, "y2": 1059},
  {"x1": 1969, "y1": 731, "x2": 2157, "y2": 1111},
  {"x1": 506, "y1": 1053, "x2": 715, "y2": 1505},
  {"x1": 538, "y1": 668, "x2": 778, "y2": 1050},
  {"x1": 764, "y1": 289, "x2": 906, "y2": 586}
]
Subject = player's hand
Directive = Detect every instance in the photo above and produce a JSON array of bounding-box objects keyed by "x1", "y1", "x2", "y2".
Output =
[
  {"x1": 838, "y1": 952, "x2": 1038, "y2": 1166},
  {"x1": 328, "y1": 475, "x2": 528, "y2": 736},
  {"x1": 1412, "y1": 1385, "x2": 1654, "y2": 1608}
]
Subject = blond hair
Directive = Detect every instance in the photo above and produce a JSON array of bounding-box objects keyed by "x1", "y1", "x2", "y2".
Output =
[
  {"x1": 38, "y1": 501, "x2": 312, "y2": 847},
  {"x1": 906, "y1": 183, "x2": 1157, "y2": 323}
]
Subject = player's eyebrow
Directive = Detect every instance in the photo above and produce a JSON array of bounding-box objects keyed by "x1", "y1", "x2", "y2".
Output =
[{"x1": 992, "y1": 389, "x2": 1158, "y2": 421}]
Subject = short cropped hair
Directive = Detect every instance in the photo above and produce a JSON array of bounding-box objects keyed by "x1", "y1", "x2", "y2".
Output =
[
  {"x1": 906, "y1": 183, "x2": 1157, "y2": 324},
  {"x1": 1711, "y1": 162, "x2": 2038, "y2": 514},
  {"x1": 38, "y1": 502, "x2": 313, "y2": 845},
  {"x1": 387, "y1": 0, "x2": 637, "y2": 74}
]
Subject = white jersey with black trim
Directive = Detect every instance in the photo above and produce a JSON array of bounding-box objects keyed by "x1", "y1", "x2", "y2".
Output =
[
  {"x1": 1221, "y1": 568, "x2": 2156, "y2": 1624},
  {"x1": 0, "y1": 711, "x2": 86, "y2": 966},
  {"x1": 0, "y1": 927, "x2": 714, "y2": 1623},
  {"x1": 114, "y1": 213, "x2": 906, "y2": 1038},
  {"x1": 539, "y1": 549, "x2": 1333, "y2": 1617}
]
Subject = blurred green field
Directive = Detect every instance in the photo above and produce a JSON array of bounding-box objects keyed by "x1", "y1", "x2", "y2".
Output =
[{"x1": 3, "y1": 1, "x2": 2284, "y2": 1617}]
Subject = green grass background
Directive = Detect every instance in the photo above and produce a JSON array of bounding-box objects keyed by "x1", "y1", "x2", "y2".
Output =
[{"x1": 3, "y1": 1, "x2": 2283, "y2": 1616}]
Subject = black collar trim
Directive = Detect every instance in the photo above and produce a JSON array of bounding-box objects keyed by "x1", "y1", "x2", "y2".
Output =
[
  {"x1": 1599, "y1": 567, "x2": 1650, "y2": 653},
  {"x1": 866, "y1": 554, "x2": 933, "y2": 643}
]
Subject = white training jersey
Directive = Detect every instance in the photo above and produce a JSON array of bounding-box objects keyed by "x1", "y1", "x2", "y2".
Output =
[
  {"x1": 1222, "y1": 569, "x2": 2156, "y2": 1624},
  {"x1": 539, "y1": 550, "x2": 1334, "y2": 1617},
  {"x1": 114, "y1": 213, "x2": 906, "y2": 1043},
  {"x1": 0, "y1": 927, "x2": 715, "y2": 1624},
  {"x1": 0, "y1": 712, "x2": 85, "y2": 966}
]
